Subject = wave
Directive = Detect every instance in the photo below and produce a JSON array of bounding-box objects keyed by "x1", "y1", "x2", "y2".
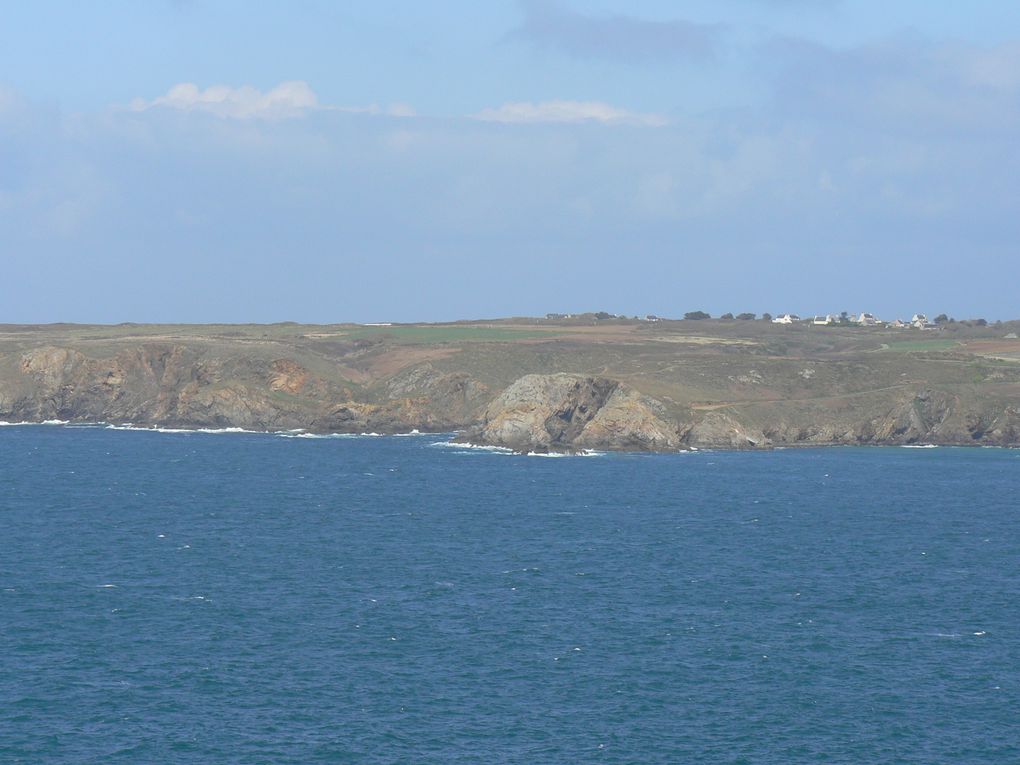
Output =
[
  {"x1": 430, "y1": 441, "x2": 515, "y2": 454},
  {"x1": 430, "y1": 440, "x2": 605, "y2": 457},
  {"x1": 526, "y1": 450, "x2": 605, "y2": 458},
  {"x1": 901, "y1": 444, "x2": 939, "y2": 449},
  {"x1": 105, "y1": 424, "x2": 265, "y2": 435},
  {"x1": 0, "y1": 419, "x2": 71, "y2": 426},
  {"x1": 277, "y1": 432, "x2": 361, "y2": 439}
]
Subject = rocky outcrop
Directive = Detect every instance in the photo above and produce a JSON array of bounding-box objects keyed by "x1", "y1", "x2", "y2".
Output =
[
  {"x1": 2, "y1": 329, "x2": 1020, "y2": 451},
  {"x1": 461, "y1": 374, "x2": 684, "y2": 452},
  {"x1": 684, "y1": 411, "x2": 769, "y2": 449}
]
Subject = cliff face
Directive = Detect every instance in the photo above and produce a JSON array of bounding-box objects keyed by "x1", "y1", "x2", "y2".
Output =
[
  {"x1": 465, "y1": 376, "x2": 1020, "y2": 452},
  {"x1": 2, "y1": 343, "x2": 485, "y2": 434},
  {"x1": 2, "y1": 321, "x2": 1019, "y2": 451},
  {"x1": 460, "y1": 374, "x2": 683, "y2": 452}
]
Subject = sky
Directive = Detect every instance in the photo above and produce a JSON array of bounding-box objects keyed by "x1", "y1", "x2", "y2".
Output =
[{"x1": 1, "y1": 1, "x2": 1019, "y2": 323}]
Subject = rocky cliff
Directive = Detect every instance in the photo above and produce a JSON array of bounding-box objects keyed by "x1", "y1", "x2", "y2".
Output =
[
  {"x1": 459, "y1": 374, "x2": 683, "y2": 452},
  {"x1": 2, "y1": 321, "x2": 1019, "y2": 451}
]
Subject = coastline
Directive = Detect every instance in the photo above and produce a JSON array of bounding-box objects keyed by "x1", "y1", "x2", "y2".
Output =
[{"x1": 3, "y1": 418, "x2": 1017, "y2": 453}]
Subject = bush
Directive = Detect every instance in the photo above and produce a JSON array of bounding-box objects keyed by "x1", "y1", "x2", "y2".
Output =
[
  {"x1": 736, "y1": 313, "x2": 755, "y2": 320},
  {"x1": 762, "y1": 312, "x2": 773, "y2": 321},
  {"x1": 720, "y1": 312, "x2": 734, "y2": 320},
  {"x1": 684, "y1": 311, "x2": 711, "y2": 320}
]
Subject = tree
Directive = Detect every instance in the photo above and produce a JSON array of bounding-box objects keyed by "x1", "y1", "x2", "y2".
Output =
[
  {"x1": 839, "y1": 311, "x2": 850, "y2": 324},
  {"x1": 720, "y1": 312, "x2": 734, "y2": 320},
  {"x1": 762, "y1": 312, "x2": 773, "y2": 321},
  {"x1": 736, "y1": 312, "x2": 755, "y2": 320},
  {"x1": 594, "y1": 311, "x2": 613, "y2": 320},
  {"x1": 934, "y1": 313, "x2": 949, "y2": 324},
  {"x1": 684, "y1": 311, "x2": 711, "y2": 320}
]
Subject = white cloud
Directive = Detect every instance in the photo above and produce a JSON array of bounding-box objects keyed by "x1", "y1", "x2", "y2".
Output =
[
  {"x1": 130, "y1": 81, "x2": 318, "y2": 119},
  {"x1": 471, "y1": 100, "x2": 667, "y2": 126},
  {"x1": 329, "y1": 102, "x2": 417, "y2": 118},
  {"x1": 128, "y1": 82, "x2": 416, "y2": 121}
]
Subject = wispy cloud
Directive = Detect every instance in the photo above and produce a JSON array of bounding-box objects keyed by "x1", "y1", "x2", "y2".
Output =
[
  {"x1": 127, "y1": 81, "x2": 417, "y2": 121},
  {"x1": 512, "y1": 1, "x2": 723, "y2": 62},
  {"x1": 472, "y1": 99, "x2": 667, "y2": 126},
  {"x1": 129, "y1": 81, "x2": 319, "y2": 119}
]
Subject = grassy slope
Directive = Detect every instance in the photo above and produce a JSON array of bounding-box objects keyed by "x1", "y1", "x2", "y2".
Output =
[{"x1": 2, "y1": 318, "x2": 1019, "y2": 423}]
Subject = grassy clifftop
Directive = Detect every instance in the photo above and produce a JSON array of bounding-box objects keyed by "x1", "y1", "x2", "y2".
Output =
[{"x1": 2, "y1": 317, "x2": 1019, "y2": 449}]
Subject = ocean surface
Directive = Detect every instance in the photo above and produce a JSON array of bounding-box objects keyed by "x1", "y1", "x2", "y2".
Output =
[{"x1": 2, "y1": 425, "x2": 1018, "y2": 764}]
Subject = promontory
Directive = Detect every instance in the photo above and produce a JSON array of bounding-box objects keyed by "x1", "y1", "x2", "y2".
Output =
[{"x1": 2, "y1": 316, "x2": 1019, "y2": 452}]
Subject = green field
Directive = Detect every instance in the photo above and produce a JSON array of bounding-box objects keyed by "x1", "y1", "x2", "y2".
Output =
[
  {"x1": 882, "y1": 340, "x2": 960, "y2": 352},
  {"x1": 342, "y1": 326, "x2": 558, "y2": 343}
]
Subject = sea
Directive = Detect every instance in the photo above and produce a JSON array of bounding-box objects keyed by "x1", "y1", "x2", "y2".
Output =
[{"x1": 2, "y1": 424, "x2": 1018, "y2": 764}]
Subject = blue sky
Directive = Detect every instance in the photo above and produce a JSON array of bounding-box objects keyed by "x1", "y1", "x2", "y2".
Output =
[{"x1": 2, "y1": 1, "x2": 1019, "y2": 322}]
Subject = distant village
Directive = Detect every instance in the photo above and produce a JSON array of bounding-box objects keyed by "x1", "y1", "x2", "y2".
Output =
[
  {"x1": 766, "y1": 312, "x2": 945, "y2": 330},
  {"x1": 544, "y1": 311, "x2": 993, "y2": 330}
]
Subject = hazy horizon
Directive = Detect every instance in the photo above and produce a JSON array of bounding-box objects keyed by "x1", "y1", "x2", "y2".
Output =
[{"x1": 3, "y1": 1, "x2": 1019, "y2": 323}]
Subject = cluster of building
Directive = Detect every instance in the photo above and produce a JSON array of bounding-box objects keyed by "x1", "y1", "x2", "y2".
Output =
[{"x1": 772, "y1": 313, "x2": 936, "y2": 329}]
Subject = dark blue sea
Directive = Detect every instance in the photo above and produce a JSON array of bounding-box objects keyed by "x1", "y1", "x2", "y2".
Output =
[{"x1": 2, "y1": 425, "x2": 1019, "y2": 764}]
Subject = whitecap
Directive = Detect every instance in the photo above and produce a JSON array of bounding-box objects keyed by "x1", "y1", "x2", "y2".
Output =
[
  {"x1": 429, "y1": 441, "x2": 514, "y2": 454},
  {"x1": 277, "y1": 432, "x2": 360, "y2": 439},
  {"x1": 901, "y1": 444, "x2": 939, "y2": 449},
  {"x1": 527, "y1": 450, "x2": 604, "y2": 458},
  {"x1": 0, "y1": 420, "x2": 70, "y2": 426},
  {"x1": 106, "y1": 424, "x2": 264, "y2": 435}
]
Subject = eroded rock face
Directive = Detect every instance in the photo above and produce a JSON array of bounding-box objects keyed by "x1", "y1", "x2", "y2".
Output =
[
  {"x1": 684, "y1": 411, "x2": 768, "y2": 449},
  {"x1": 463, "y1": 374, "x2": 684, "y2": 452},
  {"x1": 3, "y1": 335, "x2": 1020, "y2": 451}
]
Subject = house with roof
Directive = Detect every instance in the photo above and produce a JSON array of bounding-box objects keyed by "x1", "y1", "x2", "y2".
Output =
[
  {"x1": 773, "y1": 314, "x2": 801, "y2": 324},
  {"x1": 857, "y1": 313, "x2": 881, "y2": 326},
  {"x1": 813, "y1": 315, "x2": 837, "y2": 325},
  {"x1": 911, "y1": 314, "x2": 931, "y2": 329}
]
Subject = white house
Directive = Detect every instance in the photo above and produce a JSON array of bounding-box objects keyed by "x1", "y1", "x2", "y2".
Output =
[
  {"x1": 857, "y1": 313, "x2": 881, "y2": 326},
  {"x1": 911, "y1": 314, "x2": 930, "y2": 329},
  {"x1": 813, "y1": 314, "x2": 837, "y2": 325},
  {"x1": 773, "y1": 314, "x2": 800, "y2": 324},
  {"x1": 889, "y1": 319, "x2": 908, "y2": 329}
]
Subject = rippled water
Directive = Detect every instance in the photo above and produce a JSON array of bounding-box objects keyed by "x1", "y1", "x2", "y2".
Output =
[{"x1": 2, "y1": 426, "x2": 1019, "y2": 763}]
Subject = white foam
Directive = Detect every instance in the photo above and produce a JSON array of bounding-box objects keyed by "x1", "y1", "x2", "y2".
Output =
[
  {"x1": 527, "y1": 450, "x2": 603, "y2": 458},
  {"x1": 430, "y1": 439, "x2": 606, "y2": 457},
  {"x1": 193, "y1": 427, "x2": 259, "y2": 434},
  {"x1": 105, "y1": 424, "x2": 263, "y2": 435},
  {"x1": 277, "y1": 432, "x2": 361, "y2": 439},
  {"x1": 901, "y1": 444, "x2": 939, "y2": 449},
  {"x1": 0, "y1": 419, "x2": 70, "y2": 426},
  {"x1": 430, "y1": 440, "x2": 514, "y2": 454}
]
